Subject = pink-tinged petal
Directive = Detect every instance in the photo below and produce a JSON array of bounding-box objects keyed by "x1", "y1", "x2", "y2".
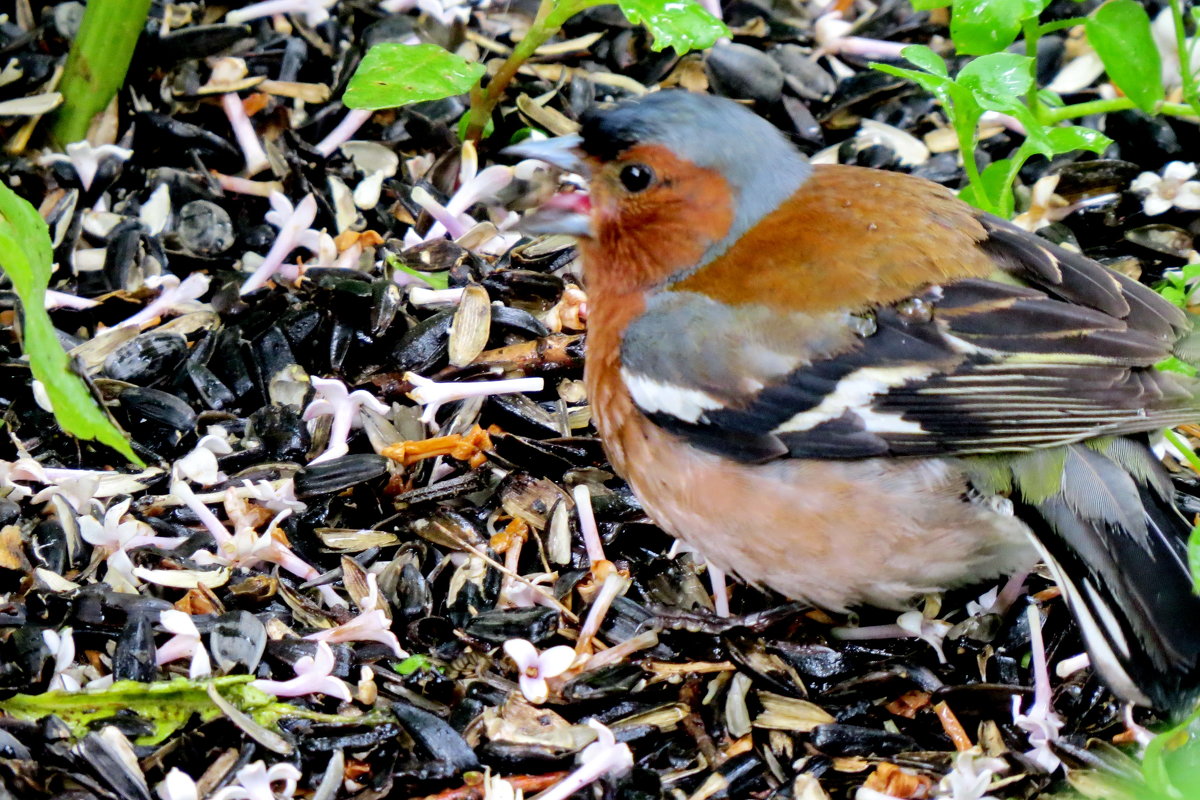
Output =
[
  {"x1": 518, "y1": 673, "x2": 550, "y2": 704},
  {"x1": 502, "y1": 638, "x2": 539, "y2": 672},
  {"x1": 538, "y1": 645, "x2": 577, "y2": 680},
  {"x1": 189, "y1": 644, "x2": 212, "y2": 679}
]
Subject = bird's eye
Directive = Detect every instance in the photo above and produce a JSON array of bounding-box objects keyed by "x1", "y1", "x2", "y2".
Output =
[{"x1": 618, "y1": 163, "x2": 655, "y2": 193}]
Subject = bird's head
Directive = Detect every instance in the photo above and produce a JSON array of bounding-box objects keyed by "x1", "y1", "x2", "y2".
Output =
[{"x1": 506, "y1": 91, "x2": 812, "y2": 293}]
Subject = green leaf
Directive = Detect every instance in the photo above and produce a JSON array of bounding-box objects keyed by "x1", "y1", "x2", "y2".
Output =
[
  {"x1": 385, "y1": 253, "x2": 450, "y2": 290},
  {"x1": 1044, "y1": 125, "x2": 1112, "y2": 154},
  {"x1": 616, "y1": 0, "x2": 730, "y2": 54},
  {"x1": 956, "y1": 52, "x2": 1036, "y2": 109},
  {"x1": 0, "y1": 182, "x2": 142, "y2": 465},
  {"x1": 912, "y1": 0, "x2": 951, "y2": 8},
  {"x1": 898, "y1": 44, "x2": 950, "y2": 76},
  {"x1": 1086, "y1": 0, "x2": 1164, "y2": 113},
  {"x1": 344, "y1": 43, "x2": 486, "y2": 110},
  {"x1": 950, "y1": 0, "x2": 1043, "y2": 55}
]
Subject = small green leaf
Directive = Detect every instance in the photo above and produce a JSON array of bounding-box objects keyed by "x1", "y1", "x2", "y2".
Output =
[
  {"x1": 344, "y1": 43, "x2": 486, "y2": 110},
  {"x1": 0, "y1": 182, "x2": 142, "y2": 465},
  {"x1": 1086, "y1": 0, "x2": 1164, "y2": 113},
  {"x1": 898, "y1": 44, "x2": 950, "y2": 76},
  {"x1": 616, "y1": 0, "x2": 729, "y2": 54},
  {"x1": 956, "y1": 52, "x2": 1035, "y2": 109},
  {"x1": 912, "y1": 0, "x2": 951, "y2": 8},
  {"x1": 1044, "y1": 125, "x2": 1112, "y2": 155},
  {"x1": 873, "y1": 63, "x2": 954, "y2": 98},
  {"x1": 394, "y1": 653, "x2": 434, "y2": 675},
  {"x1": 950, "y1": 0, "x2": 1042, "y2": 55}
]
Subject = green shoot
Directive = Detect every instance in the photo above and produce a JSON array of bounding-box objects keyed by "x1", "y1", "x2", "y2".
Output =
[
  {"x1": 0, "y1": 182, "x2": 143, "y2": 466},
  {"x1": 52, "y1": 0, "x2": 153, "y2": 145}
]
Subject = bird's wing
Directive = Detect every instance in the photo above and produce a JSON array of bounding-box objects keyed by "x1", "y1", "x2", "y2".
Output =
[{"x1": 619, "y1": 216, "x2": 1197, "y2": 463}]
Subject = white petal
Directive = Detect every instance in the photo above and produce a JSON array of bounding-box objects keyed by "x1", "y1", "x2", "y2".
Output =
[
  {"x1": 1162, "y1": 161, "x2": 1198, "y2": 181},
  {"x1": 503, "y1": 638, "x2": 539, "y2": 672},
  {"x1": 1143, "y1": 194, "x2": 1174, "y2": 216},
  {"x1": 537, "y1": 645, "x2": 577, "y2": 680},
  {"x1": 519, "y1": 674, "x2": 549, "y2": 704},
  {"x1": 1173, "y1": 182, "x2": 1200, "y2": 210}
]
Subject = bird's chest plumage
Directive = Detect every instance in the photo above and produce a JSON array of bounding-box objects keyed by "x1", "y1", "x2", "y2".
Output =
[{"x1": 585, "y1": 310, "x2": 1034, "y2": 611}]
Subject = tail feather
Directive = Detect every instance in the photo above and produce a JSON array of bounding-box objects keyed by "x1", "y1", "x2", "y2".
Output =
[{"x1": 1015, "y1": 442, "x2": 1200, "y2": 715}]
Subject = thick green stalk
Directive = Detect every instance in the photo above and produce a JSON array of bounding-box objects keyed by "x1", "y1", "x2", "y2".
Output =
[
  {"x1": 1023, "y1": 17, "x2": 1046, "y2": 126},
  {"x1": 463, "y1": 0, "x2": 605, "y2": 140},
  {"x1": 52, "y1": 0, "x2": 153, "y2": 145},
  {"x1": 1168, "y1": 0, "x2": 1200, "y2": 118}
]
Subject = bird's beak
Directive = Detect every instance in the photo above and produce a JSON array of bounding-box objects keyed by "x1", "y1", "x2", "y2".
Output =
[
  {"x1": 502, "y1": 134, "x2": 588, "y2": 175},
  {"x1": 502, "y1": 134, "x2": 594, "y2": 238}
]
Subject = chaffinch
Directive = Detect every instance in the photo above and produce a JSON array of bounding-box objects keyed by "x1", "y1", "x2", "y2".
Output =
[{"x1": 506, "y1": 90, "x2": 1200, "y2": 713}]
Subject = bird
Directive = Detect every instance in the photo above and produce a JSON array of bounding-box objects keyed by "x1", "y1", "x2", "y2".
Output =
[{"x1": 504, "y1": 89, "x2": 1200, "y2": 714}]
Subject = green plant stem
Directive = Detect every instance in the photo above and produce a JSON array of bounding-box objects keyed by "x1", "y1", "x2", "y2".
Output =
[
  {"x1": 463, "y1": 0, "x2": 605, "y2": 140},
  {"x1": 1035, "y1": 16, "x2": 1087, "y2": 35},
  {"x1": 1023, "y1": 17, "x2": 1045, "y2": 125},
  {"x1": 52, "y1": 0, "x2": 153, "y2": 144},
  {"x1": 1169, "y1": 0, "x2": 1200, "y2": 118},
  {"x1": 1040, "y1": 96, "x2": 1200, "y2": 123}
]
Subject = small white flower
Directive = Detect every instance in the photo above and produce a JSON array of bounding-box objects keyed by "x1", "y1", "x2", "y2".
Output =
[
  {"x1": 305, "y1": 608, "x2": 405, "y2": 657},
  {"x1": 40, "y1": 141, "x2": 133, "y2": 191},
  {"x1": 210, "y1": 761, "x2": 302, "y2": 800},
  {"x1": 155, "y1": 610, "x2": 212, "y2": 679},
  {"x1": 1130, "y1": 161, "x2": 1200, "y2": 216},
  {"x1": 251, "y1": 641, "x2": 351, "y2": 700},
  {"x1": 175, "y1": 428, "x2": 234, "y2": 486},
  {"x1": 405, "y1": 372, "x2": 543, "y2": 432},
  {"x1": 302, "y1": 377, "x2": 390, "y2": 464},
  {"x1": 897, "y1": 610, "x2": 953, "y2": 663},
  {"x1": 112, "y1": 273, "x2": 211, "y2": 330},
  {"x1": 1012, "y1": 605, "x2": 1064, "y2": 772},
  {"x1": 226, "y1": 0, "x2": 336, "y2": 26},
  {"x1": 42, "y1": 627, "x2": 81, "y2": 692},
  {"x1": 534, "y1": 720, "x2": 634, "y2": 800},
  {"x1": 935, "y1": 749, "x2": 1006, "y2": 800},
  {"x1": 502, "y1": 638, "x2": 575, "y2": 704},
  {"x1": 79, "y1": 498, "x2": 185, "y2": 592},
  {"x1": 241, "y1": 193, "x2": 336, "y2": 295}
]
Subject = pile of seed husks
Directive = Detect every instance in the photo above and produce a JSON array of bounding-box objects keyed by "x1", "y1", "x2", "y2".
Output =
[{"x1": 2, "y1": 0, "x2": 1200, "y2": 799}]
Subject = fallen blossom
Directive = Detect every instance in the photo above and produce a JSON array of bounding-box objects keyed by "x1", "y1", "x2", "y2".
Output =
[
  {"x1": 112, "y1": 273, "x2": 211, "y2": 330},
  {"x1": 78, "y1": 498, "x2": 186, "y2": 592},
  {"x1": 251, "y1": 641, "x2": 351, "y2": 700},
  {"x1": 503, "y1": 638, "x2": 576, "y2": 704},
  {"x1": 42, "y1": 627, "x2": 81, "y2": 692},
  {"x1": 226, "y1": 0, "x2": 336, "y2": 26},
  {"x1": 210, "y1": 761, "x2": 302, "y2": 800},
  {"x1": 239, "y1": 477, "x2": 307, "y2": 514},
  {"x1": 1011, "y1": 604, "x2": 1063, "y2": 772},
  {"x1": 155, "y1": 609, "x2": 212, "y2": 679},
  {"x1": 405, "y1": 372, "x2": 544, "y2": 431},
  {"x1": 302, "y1": 377, "x2": 390, "y2": 464},
  {"x1": 534, "y1": 720, "x2": 634, "y2": 800},
  {"x1": 405, "y1": 141, "x2": 517, "y2": 246},
  {"x1": 240, "y1": 193, "x2": 336, "y2": 294},
  {"x1": 1130, "y1": 161, "x2": 1200, "y2": 216},
  {"x1": 482, "y1": 773, "x2": 522, "y2": 800},
  {"x1": 814, "y1": 12, "x2": 908, "y2": 60},
  {"x1": 45, "y1": 289, "x2": 100, "y2": 310},
  {"x1": 174, "y1": 427, "x2": 234, "y2": 486},
  {"x1": 305, "y1": 608, "x2": 405, "y2": 657},
  {"x1": 934, "y1": 750, "x2": 1006, "y2": 800},
  {"x1": 40, "y1": 140, "x2": 132, "y2": 191}
]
